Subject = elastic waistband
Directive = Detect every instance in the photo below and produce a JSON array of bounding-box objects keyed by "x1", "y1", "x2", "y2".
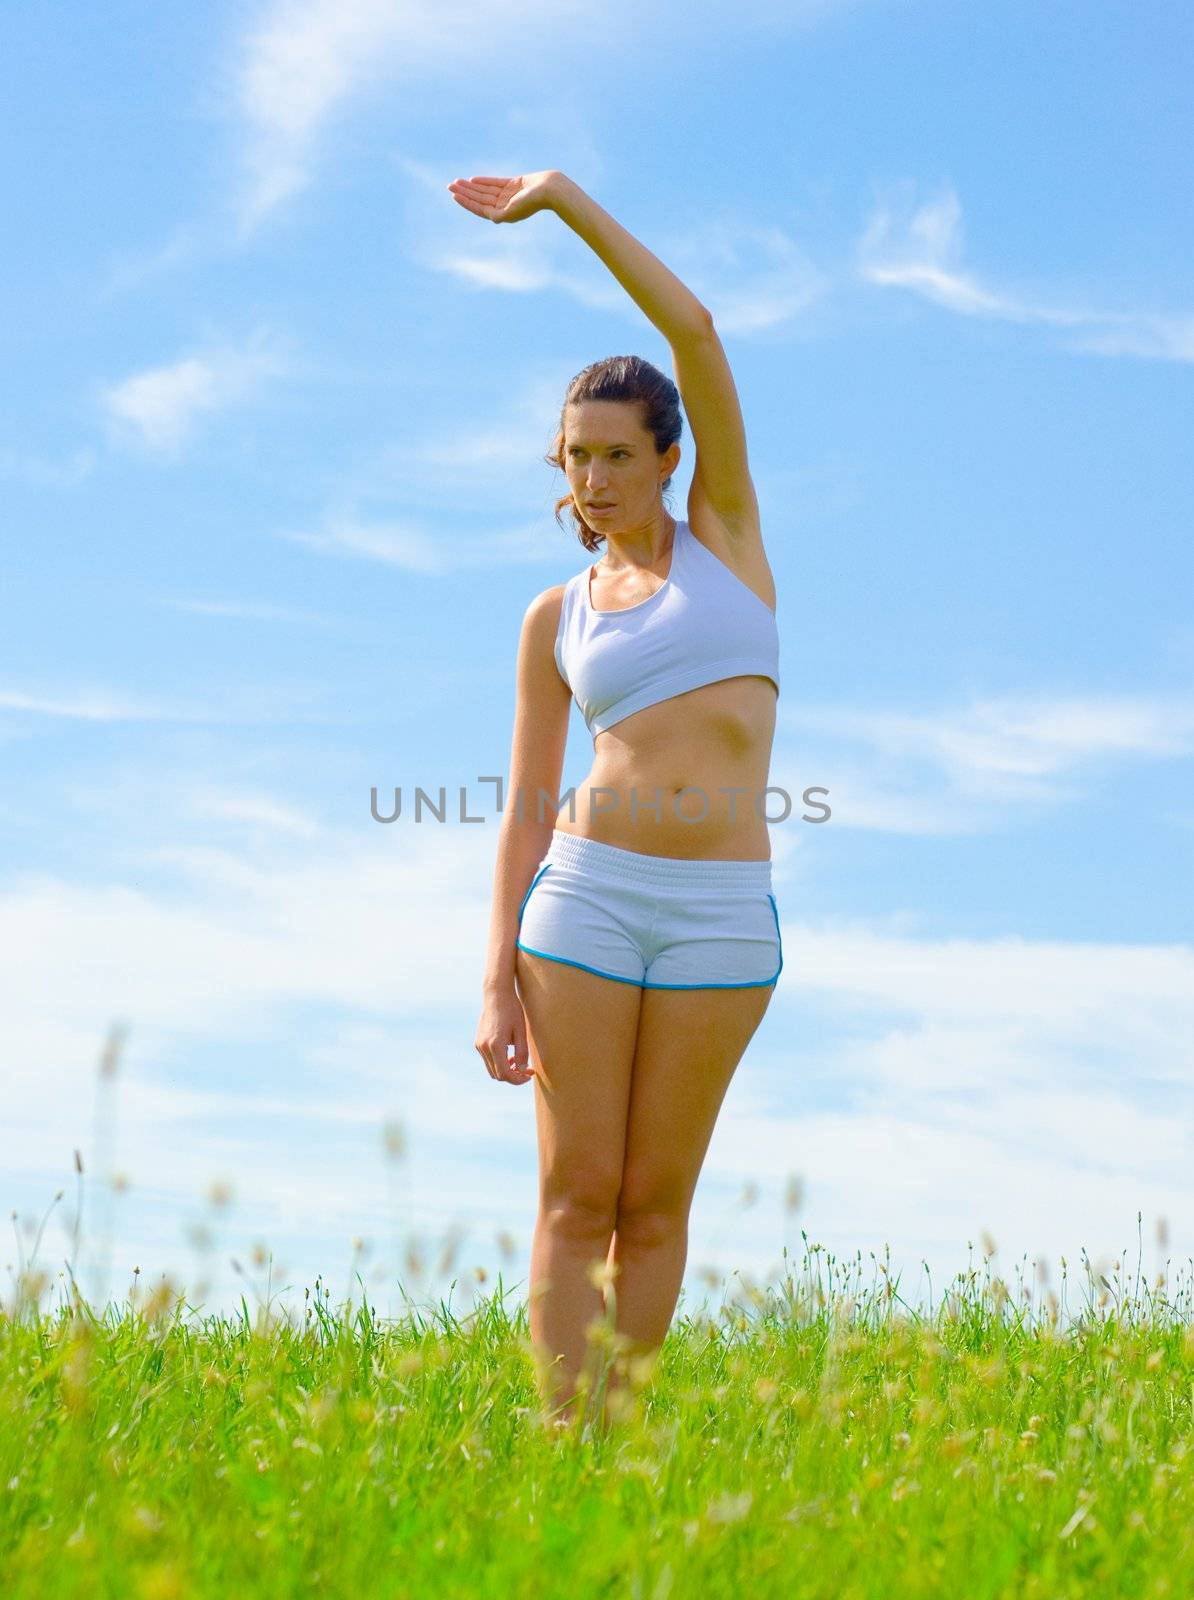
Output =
[{"x1": 545, "y1": 828, "x2": 773, "y2": 889}]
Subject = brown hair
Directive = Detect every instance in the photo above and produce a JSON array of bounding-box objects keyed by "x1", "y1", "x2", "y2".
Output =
[{"x1": 544, "y1": 355, "x2": 683, "y2": 554}]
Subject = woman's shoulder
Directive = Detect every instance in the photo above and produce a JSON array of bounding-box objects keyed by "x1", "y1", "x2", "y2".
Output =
[
  {"x1": 527, "y1": 578, "x2": 570, "y2": 614},
  {"x1": 522, "y1": 581, "x2": 573, "y2": 649},
  {"x1": 528, "y1": 566, "x2": 587, "y2": 618}
]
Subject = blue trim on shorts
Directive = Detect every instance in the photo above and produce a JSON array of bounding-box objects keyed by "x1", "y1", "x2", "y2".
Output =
[
  {"x1": 516, "y1": 862, "x2": 554, "y2": 924},
  {"x1": 514, "y1": 939, "x2": 646, "y2": 987},
  {"x1": 639, "y1": 889, "x2": 783, "y2": 989},
  {"x1": 516, "y1": 861, "x2": 645, "y2": 984},
  {"x1": 515, "y1": 881, "x2": 784, "y2": 992}
]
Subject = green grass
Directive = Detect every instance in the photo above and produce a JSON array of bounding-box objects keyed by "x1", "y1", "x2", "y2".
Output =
[{"x1": 3, "y1": 1234, "x2": 1192, "y2": 1600}]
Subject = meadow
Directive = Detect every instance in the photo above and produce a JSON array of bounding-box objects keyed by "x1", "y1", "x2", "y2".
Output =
[{"x1": 3, "y1": 1197, "x2": 1191, "y2": 1600}]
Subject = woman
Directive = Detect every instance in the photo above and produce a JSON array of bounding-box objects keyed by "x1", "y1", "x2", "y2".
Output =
[{"x1": 451, "y1": 170, "x2": 783, "y2": 1429}]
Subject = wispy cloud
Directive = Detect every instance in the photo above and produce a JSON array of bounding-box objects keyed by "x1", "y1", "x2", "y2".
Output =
[
  {"x1": 4, "y1": 803, "x2": 1191, "y2": 1310},
  {"x1": 287, "y1": 365, "x2": 603, "y2": 561},
  {"x1": 701, "y1": 917, "x2": 1194, "y2": 1277},
  {"x1": 183, "y1": 787, "x2": 324, "y2": 839},
  {"x1": 0, "y1": 688, "x2": 181, "y2": 723},
  {"x1": 228, "y1": 0, "x2": 413, "y2": 230},
  {"x1": 416, "y1": 180, "x2": 828, "y2": 336},
  {"x1": 858, "y1": 180, "x2": 1194, "y2": 362},
  {"x1": 93, "y1": 220, "x2": 216, "y2": 302},
  {"x1": 158, "y1": 598, "x2": 342, "y2": 627},
  {"x1": 224, "y1": 0, "x2": 586, "y2": 234},
  {"x1": 364, "y1": 362, "x2": 570, "y2": 496},
  {"x1": 406, "y1": 173, "x2": 629, "y2": 315},
  {"x1": 0, "y1": 682, "x2": 347, "y2": 726},
  {"x1": 429, "y1": 244, "x2": 630, "y2": 314},
  {"x1": 97, "y1": 330, "x2": 291, "y2": 455},
  {"x1": 780, "y1": 690, "x2": 1194, "y2": 830},
  {"x1": 274, "y1": 512, "x2": 566, "y2": 571},
  {"x1": 224, "y1": 0, "x2": 861, "y2": 235},
  {"x1": 653, "y1": 217, "x2": 828, "y2": 336},
  {"x1": 255, "y1": 363, "x2": 581, "y2": 573},
  {"x1": 0, "y1": 446, "x2": 97, "y2": 488}
]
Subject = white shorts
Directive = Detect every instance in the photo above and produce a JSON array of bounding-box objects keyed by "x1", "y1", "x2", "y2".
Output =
[{"x1": 515, "y1": 829, "x2": 782, "y2": 990}]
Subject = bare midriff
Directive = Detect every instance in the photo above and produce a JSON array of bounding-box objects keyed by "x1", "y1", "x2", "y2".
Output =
[{"x1": 551, "y1": 673, "x2": 779, "y2": 861}]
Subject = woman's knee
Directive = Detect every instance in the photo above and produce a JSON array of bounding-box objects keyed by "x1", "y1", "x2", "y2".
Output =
[
  {"x1": 538, "y1": 1178, "x2": 621, "y2": 1241},
  {"x1": 613, "y1": 1198, "x2": 688, "y2": 1251}
]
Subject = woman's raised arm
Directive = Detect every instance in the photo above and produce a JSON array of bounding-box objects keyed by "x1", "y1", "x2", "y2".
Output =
[
  {"x1": 447, "y1": 169, "x2": 758, "y2": 532},
  {"x1": 447, "y1": 170, "x2": 710, "y2": 342}
]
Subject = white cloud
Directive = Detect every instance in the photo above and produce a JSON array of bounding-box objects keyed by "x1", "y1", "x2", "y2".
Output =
[
  {"x1": 273, "y1": 512, "x2": 566, "y2": 571},
  {"x1": 98, "y1": 330, "x2": 291, "y2": 455},
  {"x1": 83, "y1": 0, "x2": 871, "y2": 307},
  {"x1": 0, "y1": 446, "x2": 97, "y2": 488},
  {"x1": 781, "y1": 691, "x2": 1194, "y2": 830},
  {"x1": 1065, "y1": 313, "x2": 1194, "y2": 363},
  {"x1": 419, "y1": 203, "x2": 828, "y2": 336},
  {"x1": 418, "y1": 222, "x2": 629, "y2": 315},
  {"x1": 224, "y1": 0, "x2": 584, "y2": 234},
  {"x1": 223, "y1": 0, "x2": 865, "y2": 234},
  {"x1": 183, "y1": 788, "x2": 324, "y2": 839},
  {"x1": 0, "y1": 687, "x2": 182, "y2": 723},
  {"x1": 368, "y1": 364, "x2": 567, "y2": 485},
  {"x1": 858, "y1": 184, "x2": 1016, "y2": 317},
  {"x1": 858, "y1": 180, "x2": 1194, "y2": 362},
  {"x1": 0, "y1": 824, "x2": 499, "y2": 1060},
  {"x1": 654, "y1": 217, "x2": 829, "y2": 336},
  {"x1": 3, "y1": 798, "x2": 1191, "y2": 1316},
  {"x1": 229, "y1": 0, "x2": 409, "y2": 227},
  {"x1": 94, "y1": 220, "x2": 215, "y2": 301},
  {"x1": 158, "y1": 598, "x2": 342, "y2": 627},
  {"x1": 0, "y1": 681, "x2": 345, "y2": 727},
  {"x1": 693, "y1": 917, "x2": 1194, "y2": 1290}
]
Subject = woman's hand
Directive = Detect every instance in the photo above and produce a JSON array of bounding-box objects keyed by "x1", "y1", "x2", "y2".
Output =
[
  {"x1": 474, "y1": 986, "x2": 536, "y2": 1086},
  {"x1": 446, "y1": 170, "x2": 567, "y2": 225}
]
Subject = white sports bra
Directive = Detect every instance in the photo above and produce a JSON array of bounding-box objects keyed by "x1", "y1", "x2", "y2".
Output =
[{"x1": 553, "y1": 517, "x2": 780, "y2": 739}]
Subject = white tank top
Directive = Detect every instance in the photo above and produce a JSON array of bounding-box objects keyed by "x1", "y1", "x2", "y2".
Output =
[{"x1": 553, "y1": 517, "x2": 780, "y2": 739}]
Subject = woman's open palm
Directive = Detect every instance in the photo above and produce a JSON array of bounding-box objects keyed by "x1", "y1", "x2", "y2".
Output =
[{"x1": 446, "y1": 170, "x2": 560, "y2": 225}]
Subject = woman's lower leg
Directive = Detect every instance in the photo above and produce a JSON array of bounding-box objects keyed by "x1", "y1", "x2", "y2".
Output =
[
  {"x1": 529, "y1": 1201, "x2": 617, "y2": 1423},
  {"x1": 600, "y1": 1213, "x2": 688, "y2": 1415}
]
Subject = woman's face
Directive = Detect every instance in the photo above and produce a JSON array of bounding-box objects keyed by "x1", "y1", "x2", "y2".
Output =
[{"x1": 562, "y1": 400, "x2": 678, "y2": 533}]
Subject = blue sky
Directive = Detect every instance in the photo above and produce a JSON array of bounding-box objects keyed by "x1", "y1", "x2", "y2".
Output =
[{"x1": 3, "y1": 0, "x2": 1192, "y2": 1323}]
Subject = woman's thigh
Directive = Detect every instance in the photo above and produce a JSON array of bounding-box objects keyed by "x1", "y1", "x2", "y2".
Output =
[
  {"x1": 515, "y1": 947, "x2": 643, "y2": 1211},
  {"x1": 616, "y1": 982, "x2": 776, "y2": 1223}
]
